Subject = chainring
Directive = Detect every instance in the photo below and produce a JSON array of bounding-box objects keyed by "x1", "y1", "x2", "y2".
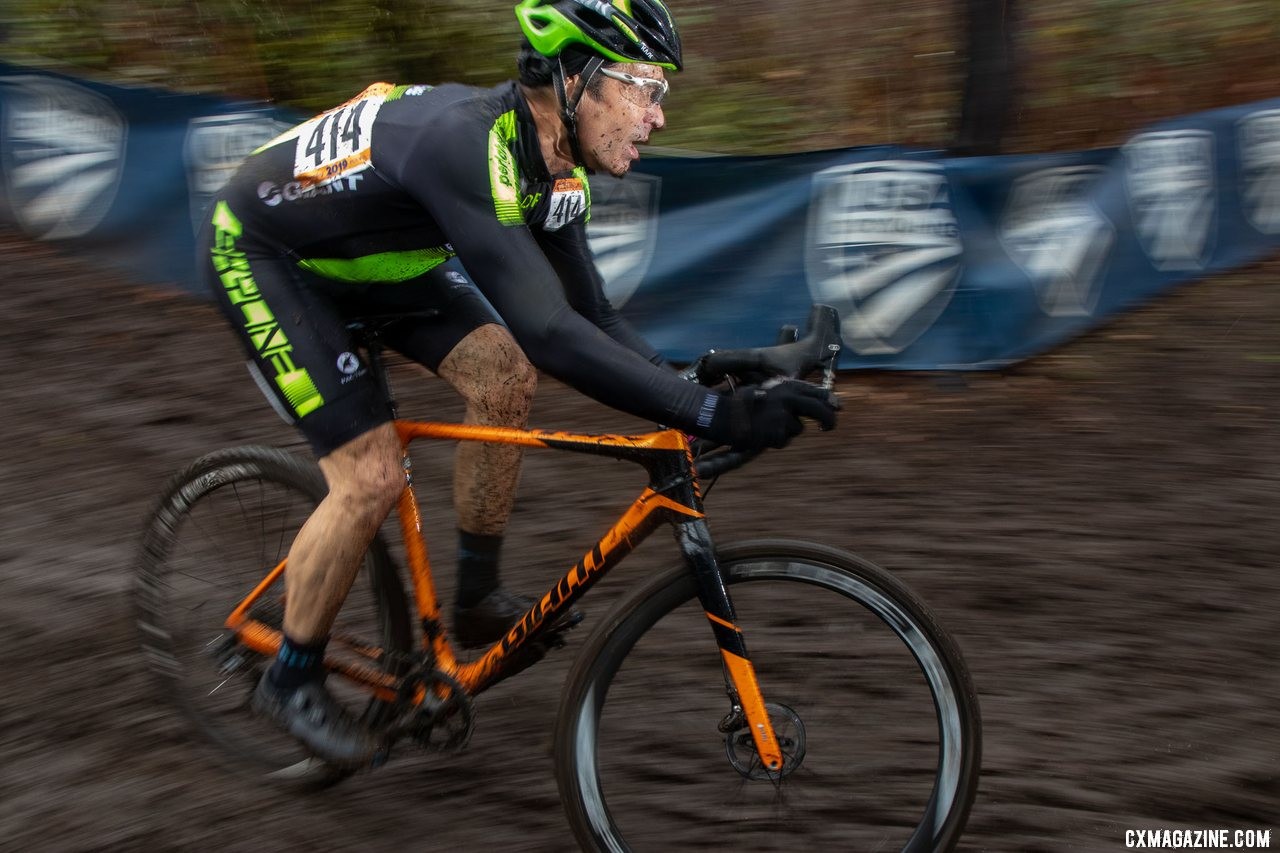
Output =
[{"x1": 408, "y1": 669, "x2": 475, "y2": 752}]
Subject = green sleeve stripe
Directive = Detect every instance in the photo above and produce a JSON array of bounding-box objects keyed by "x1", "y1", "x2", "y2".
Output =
[
  {"x1": 574, "y1": 165, "x2": 592, "y2": 224},
  {"x1": 488, "y1": 110, "x2": 525, "y2": 226},
  {"x1": 387, "y1": 83, "x2": 431, "y2": 101}
]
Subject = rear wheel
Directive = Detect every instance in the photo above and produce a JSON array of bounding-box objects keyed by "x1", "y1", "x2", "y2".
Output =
[
  {"x1": 135, "y1": 446, "x2": 411, "y2": 788},
  {"x1": 555, "y1": 539, "x2": 981, "y2": 851}
]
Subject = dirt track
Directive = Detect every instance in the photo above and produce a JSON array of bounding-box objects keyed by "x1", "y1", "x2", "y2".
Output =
[{"x1": 0, "y1": 224, "x2": 1277, "y2": 851}]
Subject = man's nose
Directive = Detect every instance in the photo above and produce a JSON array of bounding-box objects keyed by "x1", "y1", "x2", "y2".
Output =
[{"x1": 648, "y1": 103, "x2": 665, "y2": 130}]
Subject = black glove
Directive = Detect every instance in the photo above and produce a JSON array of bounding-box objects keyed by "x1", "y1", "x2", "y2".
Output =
[{"x1": 708, "y1": 380, "x2": 838, "y2": 451}]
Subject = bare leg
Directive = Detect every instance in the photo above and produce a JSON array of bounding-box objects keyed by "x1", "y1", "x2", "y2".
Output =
[
  {"x1": 435, "y1": 323, "x2": 537, "y2": 536},
  {"x1": 281, "y1": 422, "x2": 404, "y2": 642},
  {"x1": 252, "y1": 424, "x2": 402, "y2": 765}
]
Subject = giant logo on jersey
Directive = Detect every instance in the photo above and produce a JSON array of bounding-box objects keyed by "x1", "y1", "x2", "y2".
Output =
[
  {"x1": 185, "y1": 112, "x2": 293, "y2": 234},
  {"x1": 1123, "y1": 130, "x2": 1216, "y2": 270},
  {"x1": 0, "y1": 75, "x2": 126, "y2": 240},
  {"x1": 1239, "y1": 108, "x2": 1280, "y2": 235},
  {"x1": 804, "y1": 161, "x2": 962, "y2": 355},
  {"x1": 999, "y1": 166, "x2": 1114, "y2": 317},
  {"x1": 586, "y1": 171, "x2": 661, "y2": 307}
]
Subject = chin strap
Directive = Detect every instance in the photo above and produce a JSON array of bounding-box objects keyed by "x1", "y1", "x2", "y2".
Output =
[{"x1": 555, "y1": 54, "x2": 606, "y2": 171}]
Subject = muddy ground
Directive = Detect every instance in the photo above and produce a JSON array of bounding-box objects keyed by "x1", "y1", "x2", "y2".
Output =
[{"x1": 0, "y1": 224, "x2": 1276, "y2": 851}]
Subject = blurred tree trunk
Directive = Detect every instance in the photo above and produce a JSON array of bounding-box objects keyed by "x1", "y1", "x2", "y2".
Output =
[{"x1": 952, "y1": 0, "x2": 1020, "y2": 155}]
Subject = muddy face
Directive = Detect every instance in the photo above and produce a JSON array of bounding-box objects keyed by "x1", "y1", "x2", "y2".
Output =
[{"x1": 576, "y1": 63, "x2": 666, "y2": 177}]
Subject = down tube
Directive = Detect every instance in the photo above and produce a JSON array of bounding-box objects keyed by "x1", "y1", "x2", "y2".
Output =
[
  {"x1": 674, "y1": 518, "x2": 785, "y2": 774},
  {"x1": 455, "y1": 490, "x2": 694, "y2": 695}
]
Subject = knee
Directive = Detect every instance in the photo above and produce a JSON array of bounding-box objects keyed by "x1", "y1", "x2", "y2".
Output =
[
  {"x1": 470, "y1": 344, "x2": 537, "y2": 423},
  {"x1": 321, "y1": 430, "x2": 404, "y2": 519},
  {"x1": 500, "y1": 348, "x2": 538, "y2": 409}
]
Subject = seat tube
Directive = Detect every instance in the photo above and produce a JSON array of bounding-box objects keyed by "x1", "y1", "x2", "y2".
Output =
[{"x1": 674, "y1": 518, "x2": 785, "y2": 774}]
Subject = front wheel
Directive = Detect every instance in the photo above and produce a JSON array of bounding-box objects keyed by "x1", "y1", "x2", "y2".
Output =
[{"x1": 554, "y1": 540, "x2": 981, "y2": 852}]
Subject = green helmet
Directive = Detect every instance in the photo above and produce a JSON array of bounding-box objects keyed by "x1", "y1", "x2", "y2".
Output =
[{"x1": 515, "y1": 0, "x2": 683, "y2": 71}]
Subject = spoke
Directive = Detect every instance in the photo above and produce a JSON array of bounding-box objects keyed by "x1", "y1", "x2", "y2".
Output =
[
  {"x1": 273, "y1": 477, "x2": 295, "y2": 566},
  {"x1": 208, "y1": 673, "x2": 237, "y2": 696},
  {"x1": 137, "y1": 452, "x2": 403, "y2": 790},
  {"x1": 169, "y1": 568, "x2": 241, "y2": 592},
  {"x1": 180, "y1": 489, "x2": 221, "y2": 565}
]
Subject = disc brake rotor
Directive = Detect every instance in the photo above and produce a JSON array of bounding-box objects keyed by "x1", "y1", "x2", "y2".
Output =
[{"x1": 724, "y1": 701, "x2": 807, "y2": 781}]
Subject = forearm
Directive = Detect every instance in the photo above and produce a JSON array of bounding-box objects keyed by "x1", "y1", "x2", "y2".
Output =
[{"x1": 509, "y1": 302, "x2": 711, "y2": 430}]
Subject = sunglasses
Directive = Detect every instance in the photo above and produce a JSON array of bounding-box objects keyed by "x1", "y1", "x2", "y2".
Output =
[{"x1": 597, "y1": 67, "x2": 669, "y2": 107}]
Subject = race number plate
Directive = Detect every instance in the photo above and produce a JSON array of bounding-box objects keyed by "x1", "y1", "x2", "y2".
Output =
[{"x1": 291, "y1": 83, "x2": 392, "y2": 188}]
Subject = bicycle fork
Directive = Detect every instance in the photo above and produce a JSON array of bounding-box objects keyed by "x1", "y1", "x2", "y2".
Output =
[{"x1": 675, "y1": 518, "x2": 785, "y2": 775}]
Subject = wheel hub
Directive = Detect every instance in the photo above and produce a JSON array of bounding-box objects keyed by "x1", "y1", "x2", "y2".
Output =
[{"x1": 723, "y1": 701, "x2": 807, "y2": 781}]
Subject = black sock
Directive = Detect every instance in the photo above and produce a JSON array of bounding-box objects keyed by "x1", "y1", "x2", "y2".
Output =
[
  {"x1": 456, "y1": 529, "x2": 502, "y2": 608},
  {"x1": 268, "y1": 634, "x2": 328, "y2": 691}
]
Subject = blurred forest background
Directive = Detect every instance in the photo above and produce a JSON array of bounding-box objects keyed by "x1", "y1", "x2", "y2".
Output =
[{"x1": 2, "y1": 0, "x2": 1280, "y2": 155}]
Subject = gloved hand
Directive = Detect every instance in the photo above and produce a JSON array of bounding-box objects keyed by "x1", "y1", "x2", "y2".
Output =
[{"x1": 708, "y1": 380, "x2": 838, "y2": 451}]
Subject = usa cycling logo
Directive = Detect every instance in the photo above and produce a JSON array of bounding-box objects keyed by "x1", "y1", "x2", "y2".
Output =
[
  {"x1": 1123, "y1": 130, "x2": 1216, "y2": 270},
  {"x1": 1238, "y1": 108, "x2": 1280, "y2": 234},
  {"x1": 585, "y1": 171, "x2": 661, "y2": 307},
  {"x1": 999, "y1": 166, "x2": 1114, "y2": 317},
  {"x1": 185, "y1": 113, "x2": 292, "y2": 233},
  {"x1": 805, "y1": 160, "x2": 962, "y2": 355},
  {"x1": 0, "y1": 75, "x2": 126, "y2": 240}
]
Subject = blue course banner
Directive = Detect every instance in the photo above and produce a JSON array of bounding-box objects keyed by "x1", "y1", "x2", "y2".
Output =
[{"x1": 3, "y1": 60, "x2": 1279, "y2": 370}]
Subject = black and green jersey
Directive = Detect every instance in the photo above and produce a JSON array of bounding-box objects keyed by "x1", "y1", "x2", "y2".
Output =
[{"x1": 216, "y1": 79, "x2": 715, "y2": 433}]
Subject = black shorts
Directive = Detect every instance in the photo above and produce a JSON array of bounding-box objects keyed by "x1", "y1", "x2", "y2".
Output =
[{"x1": 200, "y1": 218, "x2": 500, "y2": 458}]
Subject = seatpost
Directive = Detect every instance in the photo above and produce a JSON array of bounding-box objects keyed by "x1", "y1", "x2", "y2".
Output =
[
  {"x1": 360, "y1": 333, "x2": 415, "y2": 491},
  {"x1": 361, "y1": 333, "x2": 400, "y2": 421}
]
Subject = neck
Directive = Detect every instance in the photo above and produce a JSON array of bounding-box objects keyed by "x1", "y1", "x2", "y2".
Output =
[{"x1": 520, "y1": 83, "x2": 579, "y2": 175}]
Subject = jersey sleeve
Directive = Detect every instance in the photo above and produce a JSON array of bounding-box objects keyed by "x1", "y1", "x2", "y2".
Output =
[
  {"x1": 535, "y1": 220, "x2": 665, "y2": 367},
  {"x1": 383, "y1": 103, "x2": 714, "y2": 433}
]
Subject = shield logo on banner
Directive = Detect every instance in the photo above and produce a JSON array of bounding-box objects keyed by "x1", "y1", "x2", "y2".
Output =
[
  {"x1": 1123, "y1": 130, "x2": 1216, "y2": 271},
  {"x1": 999, "y1": 166, "x2": 1114, "y2": 317},
  {"x1": 586, "y1": 171, "x2": 661, "y2": 307},
  {"x1": 805, "y1": 161, "x2": 962, "y2": 355},
  {"x1": 185, "y1": 113, "x2": 293, "y2": 235},
  {"x1": 1239, "y1": 108, "x2": 1280, "y2": 235},
  {"x1": 0, "y1": 75, "x2": 126, "y2": 240}
]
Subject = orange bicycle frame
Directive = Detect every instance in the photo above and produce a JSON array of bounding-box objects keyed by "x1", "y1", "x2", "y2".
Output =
[{"x1": 223, "y1": 420, "x2": 787, "y2": 773}]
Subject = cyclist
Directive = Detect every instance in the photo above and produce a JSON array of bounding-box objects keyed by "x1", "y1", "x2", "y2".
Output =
[{"x1": 200, "y1": 0, "x2": 837, "y2": 767}]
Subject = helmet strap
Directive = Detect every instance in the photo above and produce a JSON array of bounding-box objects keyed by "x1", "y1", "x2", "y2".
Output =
[{"x1": 555, "y1": 54, "x2": 606, "y2": 171}]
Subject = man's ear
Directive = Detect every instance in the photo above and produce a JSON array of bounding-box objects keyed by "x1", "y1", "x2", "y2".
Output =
[{"x1": 563, "y1": 73, "x2": 582, "y2": 101}]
